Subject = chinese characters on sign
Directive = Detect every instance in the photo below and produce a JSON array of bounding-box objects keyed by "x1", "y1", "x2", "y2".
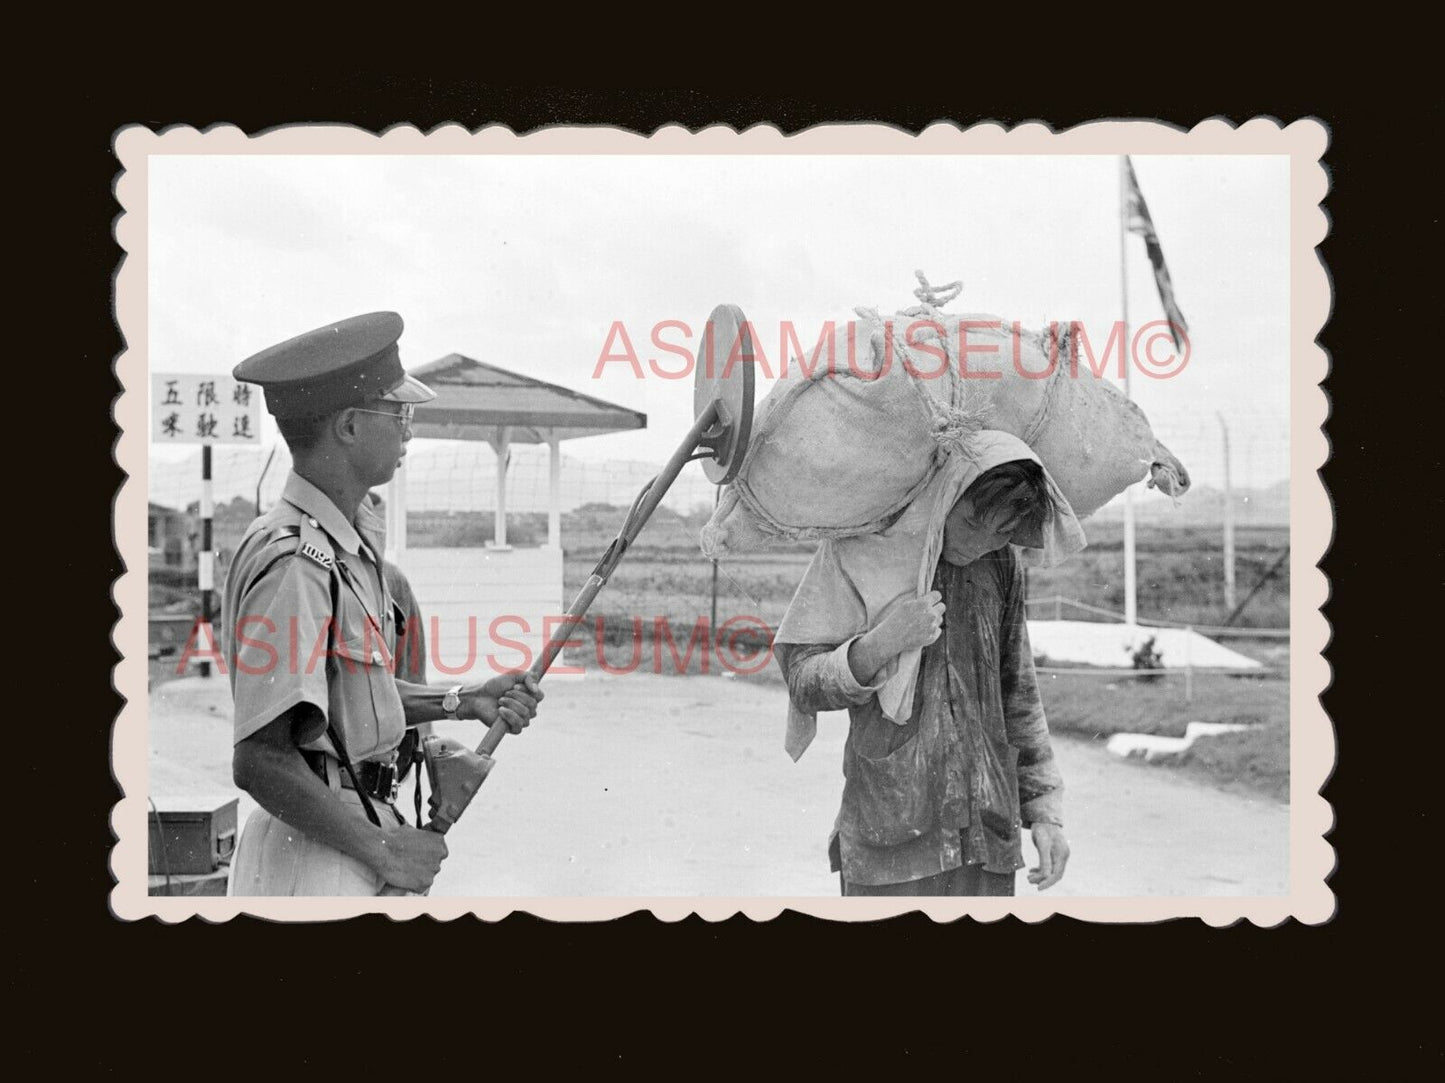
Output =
[{"x1": 152, "y1": 374, "x2": 262, "y2": 445}]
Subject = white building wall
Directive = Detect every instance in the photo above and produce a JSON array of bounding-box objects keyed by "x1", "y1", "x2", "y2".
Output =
[{"x1": 398, "y1": 547, "x2": 564, "y2": 678}]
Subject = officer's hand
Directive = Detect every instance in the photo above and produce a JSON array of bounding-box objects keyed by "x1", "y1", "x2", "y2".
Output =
[
  {"x1": 873, "y1": 592, "x2": 946, "y2": 657},
  {"x1": 1027, "y1": 823, "x2": 1070, "y2": 891},
  {"x1": 375, "y1": 826, "x2": 449, "y2": 893},
  {"x1": 463, "y1": 673, "x2": 543, "y2": 734}
]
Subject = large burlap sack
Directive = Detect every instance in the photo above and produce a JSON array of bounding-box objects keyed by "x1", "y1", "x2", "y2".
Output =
[
  {"x1": 700, "y1": 304, "x2": 1188, "y2": 557},
  {"x1": 716, "y1": 309, "x2": 971, "y2": 541}
]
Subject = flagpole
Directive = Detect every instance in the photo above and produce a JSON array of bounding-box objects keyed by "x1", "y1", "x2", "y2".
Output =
[
  {"x1": 1120, "y1": 155, "x2": 1138, "y2": 627},
  {"x1": 1218, "y1": 411, "x2": 1236, "y2": 610}
]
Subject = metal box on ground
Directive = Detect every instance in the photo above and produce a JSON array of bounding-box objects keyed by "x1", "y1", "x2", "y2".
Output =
[{"x1": 149, "y1": 796, "x2": 238, "y2": 875}]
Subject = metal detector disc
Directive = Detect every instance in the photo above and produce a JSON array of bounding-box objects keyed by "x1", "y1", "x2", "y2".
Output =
[{"x1": 694, "y1": 303, "x2": 756, "y2": 484}]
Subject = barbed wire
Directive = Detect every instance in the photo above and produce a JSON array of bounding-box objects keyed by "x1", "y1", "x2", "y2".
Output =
[
  {"x1": 149, "y1": 440, "x2": 724, "y2": 518},
  {"x1": 148, "y1": 433, "x2": 1291, "y2": 525}
]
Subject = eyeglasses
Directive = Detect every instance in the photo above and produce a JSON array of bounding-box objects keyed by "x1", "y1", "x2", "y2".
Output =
[{"x1": 352, "y1": 403, "x2": 416, "y2": 432}]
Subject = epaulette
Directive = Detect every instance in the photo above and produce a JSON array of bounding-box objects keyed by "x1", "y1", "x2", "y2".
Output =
[
  {"x1": 235, "y1": 512, "x2": 335, "y2": 598},
  {"x1": 231, "y1": 517, "x2": 297, "y2": 599}
]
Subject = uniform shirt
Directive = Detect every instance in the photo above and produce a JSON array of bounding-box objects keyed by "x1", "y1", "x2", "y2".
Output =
[
  {"x1": 776, "y1": 546, "x2": 1063, "y2": 887},
  {"x1": 221, "y1": 471, "x2": 406, "y2": 764},
  {"x1": 383, "y1": 558, "x2": 429, "y2": 680},
  {"x1": 362, "y1": 495, "x2": 429, "y2": 686}
]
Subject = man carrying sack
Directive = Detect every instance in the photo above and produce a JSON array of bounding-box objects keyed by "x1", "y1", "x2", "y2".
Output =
[
  {"x1": 775, "y1": 430, "x2": 1084, "y2": 896},
  {"x1": 222, "y1": 312, "x2": 543, "y2": 896}
]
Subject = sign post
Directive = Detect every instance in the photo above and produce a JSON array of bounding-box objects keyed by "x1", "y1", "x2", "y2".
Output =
[{"x1": 152, "y1": 374, "x2": 262, "y2": 676}]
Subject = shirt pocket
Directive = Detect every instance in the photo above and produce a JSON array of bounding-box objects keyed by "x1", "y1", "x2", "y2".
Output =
[
  {"x1": 328, "y1": 588, "x2": 405, "y2": 761},
  {"x1": 849, "y1": 731, "x2": 937, "y2": 848},
  {"x1": 362, "y1": 650, "x2": 407, "y2": 758}
]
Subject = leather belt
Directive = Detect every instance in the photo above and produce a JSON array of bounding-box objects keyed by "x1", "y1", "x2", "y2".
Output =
[
  {"x1": 345, "y1": 759, "x2": 400, "y2": 805},
  {"x1": 305, "y1": 751, "x2": 400, "y2": 805}
]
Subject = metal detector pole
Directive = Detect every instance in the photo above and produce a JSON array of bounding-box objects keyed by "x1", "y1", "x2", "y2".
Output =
[{"x1": 476, "y1": 400, "x2": 723, "y2": 757}]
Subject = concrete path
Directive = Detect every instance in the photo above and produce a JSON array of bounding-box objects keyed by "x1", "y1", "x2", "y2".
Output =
[{"x1": 147, "y1": 671, "x2": 1289, "y2": 897}]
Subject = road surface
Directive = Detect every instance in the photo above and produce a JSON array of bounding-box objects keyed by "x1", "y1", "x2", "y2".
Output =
[{"x1": 147, "y1": 670, "x2": 1289, "y2": 897}]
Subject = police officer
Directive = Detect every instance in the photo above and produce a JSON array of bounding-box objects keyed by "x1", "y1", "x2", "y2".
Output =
[{"x1": 223, "y1": 312, "x2": 542, "y2": 896}]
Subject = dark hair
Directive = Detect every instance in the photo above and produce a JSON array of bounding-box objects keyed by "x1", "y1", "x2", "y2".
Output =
[
  {"x1": 964, "y1": 460, "x2": 1051, "y2": 539},
  {"x1": 274, "y1": 411, "x2": 335, "y2": 454}
]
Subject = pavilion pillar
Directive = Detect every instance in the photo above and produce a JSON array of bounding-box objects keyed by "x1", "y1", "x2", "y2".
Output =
[
  {"x1": 547, "y1": 429, "x2": 561, "y2": 549},
  {"x1": 492, "y1": 425, "x2": 510, "y2": 547},
  {"x1": 387, "y1": 459, "x2": 408, "y2": 558}
]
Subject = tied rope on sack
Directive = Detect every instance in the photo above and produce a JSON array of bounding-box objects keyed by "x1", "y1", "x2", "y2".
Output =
[
  {"x1": 729, "y1": 271, "x2": 980, "y2": 545},
  {"x1": 927, "y1": 394, "x2": 992, "y2": 460},
  {"x1": 906, "y1": 271, "x2": 1069, "y2": 447},
  {"x1": 729, "y1": 271, "x2": 990, "y2": 548},
  {"x1": 884, "y1": 271, "x2": 992, "y2": 463},
  {"x1": 730, "y1": 305, "x2": 967, "y2": 544},
  {"x1": 908, "y1": 269, "x2": 964, "y2": 313}
]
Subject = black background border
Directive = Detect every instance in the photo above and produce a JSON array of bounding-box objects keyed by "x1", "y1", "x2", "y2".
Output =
[{"x1": 36, "y1": 73, "x2": 1429, "y2": 1070}]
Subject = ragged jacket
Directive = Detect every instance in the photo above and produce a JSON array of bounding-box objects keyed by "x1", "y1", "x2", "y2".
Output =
[{"x1": 776, "y1": 545, "x2": 1063, "y2": 887}]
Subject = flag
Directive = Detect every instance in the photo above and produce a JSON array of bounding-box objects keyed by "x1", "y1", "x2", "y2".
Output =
[{"x1": 1124, "y1": 156, "x2": 1188, "y2": 351}]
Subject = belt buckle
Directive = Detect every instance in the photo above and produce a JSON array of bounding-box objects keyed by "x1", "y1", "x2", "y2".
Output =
[{"x1": 376, "y1": 761, "x2": 399, "y2": 804}]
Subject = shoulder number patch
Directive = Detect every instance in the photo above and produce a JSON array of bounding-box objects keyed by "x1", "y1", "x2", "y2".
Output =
[{"x1": 300, "y1": 542, "x2": 334, "y2": 569}]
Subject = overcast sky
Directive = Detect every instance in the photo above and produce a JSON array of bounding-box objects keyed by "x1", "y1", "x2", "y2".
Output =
[{"x1": 148, "y1": 152, "x2": 1292, "y2": 497}]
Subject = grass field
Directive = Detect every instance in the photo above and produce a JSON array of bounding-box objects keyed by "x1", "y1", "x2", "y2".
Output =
[
  {"x1": 547, "y1": 513, "x2": 1289, "y2": 634},
  {"x1": 1024, "y1": 521, "x2": 1289, "y2": 629},
  {"x1": 1036, "y1": 671, "x2": 1290, "y2": 802}
]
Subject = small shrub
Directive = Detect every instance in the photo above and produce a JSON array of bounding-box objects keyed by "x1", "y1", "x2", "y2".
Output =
[{"x1": 1128, "y1": 635, "x2": 1165, "y2": 684}]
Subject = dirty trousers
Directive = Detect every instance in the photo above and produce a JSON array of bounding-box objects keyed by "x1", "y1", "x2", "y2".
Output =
[{"x1": 841, "y1": 864, "x2": 1016, "y2": 897}]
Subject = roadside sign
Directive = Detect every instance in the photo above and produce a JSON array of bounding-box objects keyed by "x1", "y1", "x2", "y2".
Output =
[{"x1": 152, "y1": 373, "x2": 262, "y2": 445}]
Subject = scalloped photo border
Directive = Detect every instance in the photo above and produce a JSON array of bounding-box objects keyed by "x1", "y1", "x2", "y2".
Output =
[{"x1": 111, "y1": 118, "x2": 1332, "y2": 924}]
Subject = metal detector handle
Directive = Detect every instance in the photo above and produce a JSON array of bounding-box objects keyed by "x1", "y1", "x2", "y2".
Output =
[
  {"x1": 476, "y1": 574, "x2": 605, "y2": 756},
  {"x1": 474, "y1": 401, "x2": 722, "y2": 760}
]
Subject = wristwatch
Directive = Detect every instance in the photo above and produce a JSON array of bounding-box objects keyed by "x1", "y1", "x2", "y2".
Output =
[{"x1": 441, "y1": 684, "x2": 464, "y2": 720}]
